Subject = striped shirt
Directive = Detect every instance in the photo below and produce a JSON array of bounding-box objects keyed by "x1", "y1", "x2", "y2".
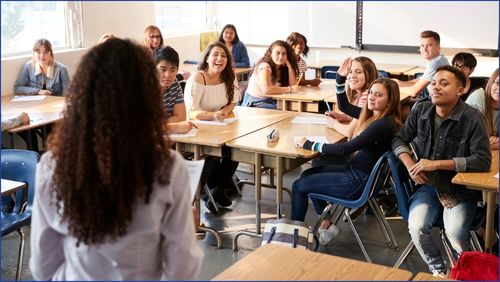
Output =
[
  {"x1": 162, "y1": 79, "x2": 184, "y2": 118},
  {"x1": 297, "y1": 57, "x2": 308, "y2": 77}
]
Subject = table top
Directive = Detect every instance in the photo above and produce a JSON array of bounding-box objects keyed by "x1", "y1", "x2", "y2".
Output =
[
  {"x1": 1, "y1": 95, "x2": 65, "y2": 132},
  {"x1": 1, "y1": 179, "x2": 26, "y2": 196},
  {"x1": 452, "y1": 150, "x2": 499, "y2": 191},
  {"x1": 266, "y1": 79, "x2": 335, "y2": 102},
  {"x1": 179, "y1": 63, "x2": 253, "y2": 76},
  {"x1": 308, "y1": 60, "x2": 417, "y2": 75},
  {"x1": 226, "y1": 112, "x2": 346, "y2": 159},
  {"x1": 169, "y1": 106, "x2": 295, "y2": 147},
  {"x1": 412, "y1": 272, "x2": 455, "y2": 281},
  {"x1": 212, "y1": 244, "x2": 413, "y2": 281}
]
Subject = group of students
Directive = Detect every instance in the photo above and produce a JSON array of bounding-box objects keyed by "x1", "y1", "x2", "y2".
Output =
[{"x1": 5, "y1": 24, "x2": 495, "y2": 280}]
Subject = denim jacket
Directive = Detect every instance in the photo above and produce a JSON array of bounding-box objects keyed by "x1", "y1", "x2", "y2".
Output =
[
  {"x1": 392, "y1": 100, "x2": 491, "y2": 207},
  {"x1": 14, "y1": 61, "x2": 70, "y2": 96}
]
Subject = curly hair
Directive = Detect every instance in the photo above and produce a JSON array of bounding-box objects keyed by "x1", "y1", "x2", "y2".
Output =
[
  {"x1": 255, "y1": 40, "x2": 298, "y2": 86},
  {"x1": 198, "y1": 42, "x2": 236, "y2": 105},
  {"x1": 48, "y1": 39, "x2": 172, "y2": 246}
]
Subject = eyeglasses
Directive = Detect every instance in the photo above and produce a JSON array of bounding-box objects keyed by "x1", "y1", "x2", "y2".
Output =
[
  {"x1": 149, "y1": 35, "x2": 161, "y2": 39},
  {"x1": 453, "y1": 64, "x2": 470, "y2": 71}
]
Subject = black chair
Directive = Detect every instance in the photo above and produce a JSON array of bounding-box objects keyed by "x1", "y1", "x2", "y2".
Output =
[
  {"x1": 321, "y1": 66, "x2": 339, "y2": 79},
  {"x1": 1, "y1": 149, "x2": 40, "y2": 280},
  {"x1": 308, "y1": 152, "x2": 398, "y2": 262}
]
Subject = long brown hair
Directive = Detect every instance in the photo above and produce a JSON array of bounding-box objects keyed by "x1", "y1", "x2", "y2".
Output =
[
  {"x1": 353, "y1": 78, "x2": 402, "y2": 137},
  {"x1": 254, "y1": 40, "x2": 298, "y2": 86},
  {"x1": 484, "y1": 68, "x2": 499, "y2": 136},
  {"x1": 198, "y1": 41, "x2": 236, "y2": 105},
  {"x1": 346, "y1": 56, "x2": 379, "y2": 103},
  {"x1": 48, "y1": 39, "x2": 171, "y2": 246}
]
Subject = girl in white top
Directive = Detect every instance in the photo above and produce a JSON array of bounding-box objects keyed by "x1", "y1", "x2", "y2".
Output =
[
  {"x1": 241, "y1": 40, "x2": 300, "y2": 109},
  {"x1": 30, "y1": 39, "x2": 202, "y2": 280},
  {"x1": 184, "y1": 41, "x2": 241, "y2": 212},
  {"x1": 286, "y1": 32, "x2": 321, "y2": 86}
]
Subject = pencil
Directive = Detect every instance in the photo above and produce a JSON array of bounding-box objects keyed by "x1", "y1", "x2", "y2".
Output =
[{"x1": 295, "y1": 72, "x2": 303, "y2": 87}]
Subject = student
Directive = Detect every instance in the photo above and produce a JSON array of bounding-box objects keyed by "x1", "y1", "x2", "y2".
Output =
[
  {"x1": 29, "y1": 39, "x2": 203, "y2": 280},
  {"x1": 184, "y1": 41, "x2": 241, "y2": 213},
  {"x1": 466, "y1": 68, "x2": 499, "y2": 150},
  {"x1": 14, "y1": 39, "x2": 70, "y2": 96},
  {"x1": 393, "y1": 30, "x2": 449, "y2": 99},
  {"x1": 143, "y1": 25, "x2": 189, "y2": 81},
  {"x1": 218, "y1": 24, "x2": 250, "y2": 68},
  {"x1": 286, "y1": 32, "x2": 321, "y2": 86},
  {"x1": 451, "y1": 52, "x2": 486, "y2": 101},
  {"x1": 1, "y1": 112, "x2": 29, "y2": 131},
  {"x1": 241, "y1": 40, "x2": 299, "y2": 109},
  {"x1": 97, "y1": 33, "x2": 116, "y2": 44},
  {"x1": 291, "y1": 78, "x2": 402, "y2": 245},
  {"x1": 392, "y1": 65, "x2": 491, "y2": 277}
]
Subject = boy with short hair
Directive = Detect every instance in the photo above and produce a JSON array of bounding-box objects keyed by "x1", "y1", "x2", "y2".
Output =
[{"x1": 392, "y1": 65, "x2": 491, "y2": 277}]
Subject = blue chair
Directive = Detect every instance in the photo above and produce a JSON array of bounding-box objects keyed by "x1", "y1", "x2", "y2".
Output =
[
  {"x1": 378, "y1": 70, "x2": 391, "y2": 78},
  {"x1": 183, "y1": 59, "x2": 198, "y2": 65},
  {"x1": 387, "y1": 152, "x2": 483, "y2": 269},
  {"x1": 1, "y1": 149, "x2": 40, "y2": 280},
  {"x1": 413, "y1": 72, "x2": 429, "y2": 100},
  {"x1": 321, "y1": 66, "x2": 339, "y2": 79},
  {"x1": 308, "y1": 152, "x2": 398, "y2": 262}
]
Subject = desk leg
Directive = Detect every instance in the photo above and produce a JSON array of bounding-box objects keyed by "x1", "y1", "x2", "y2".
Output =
[
  {"x1": 484, "y1": 191, "x2": 497, "y2": 253},
  {"x1": 282, "y1": 100, "x2": 287, "y2": 112},
  {"x1": 297, "y1": 101, "x2": 303, "y2": 112},
  {"x1": 276, "y1": 156, "x2": 283, "y2": 218},
  {"x1": 193, "y1": 145, "x2": 222, "y2": 248}
]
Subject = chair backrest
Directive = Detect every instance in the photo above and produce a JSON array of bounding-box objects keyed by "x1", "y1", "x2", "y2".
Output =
[
  {"x1": 308, "y1": 151, "x2": 390, "y2": 209},
  {"x1": 378, "y1": 70, "x2": 390, "y2": 78},
  {"x1": 387, "y1": 152, "x2": 419, "y2": 221},
  {"x1": 321, "y1": 66, "x2": 339, "y2": 79},
  {"x1": 183, "y1": 59, "x2": 198, "y2": 65},
  {"x1": 1, "y1": 149, "x2": 40, "y2": 214}
]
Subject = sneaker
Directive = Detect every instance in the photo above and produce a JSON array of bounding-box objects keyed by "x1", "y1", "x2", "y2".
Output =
[
  {"x1": 318, "y1": 224, "x2": 340, "y2": 245},
  {"x1": 431, "y1": 270, "x2": 447, "y2": 278},
  {"x1": 215, "y1": 192, "x2": 232, "y2": 207}
]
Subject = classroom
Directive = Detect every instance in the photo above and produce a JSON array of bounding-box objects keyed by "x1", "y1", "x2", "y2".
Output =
[{"x1": 1, "y1": 1, "x2": 499, "y2": 280}]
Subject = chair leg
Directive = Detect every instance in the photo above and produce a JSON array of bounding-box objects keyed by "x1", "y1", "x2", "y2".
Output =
[
  {"x1": 204, "y1": 184, "x2": 219, "y2": 213},
  {"x1": 470, "y1": 230, "x2": 483, "y2": 252},
  {"x1": 393, "y1": 241, "x2": 414, "y2": 268},
  {"x1": 312, "y1": 203, "x2": 333, "y2": 234},
  {"x1": 368, "y1": 197, "x2": 399, "y2": 250},
  {"x1": 232, "y1": 175, "x2": 243, "y2": 197},
  {"x1": 440, "y1": 229, "x2": 456, "y2": 268},
  {"x1": 344, "y1": 208, "x2": 372, "y2": 263},
  {"x1": 15, "y1": 228, "x2": 26, "y2": 281}
]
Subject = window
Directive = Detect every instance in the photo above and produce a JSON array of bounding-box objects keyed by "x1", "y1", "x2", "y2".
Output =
[
  {"x1": 154, "y1": 1, "x2": 214, "y2": 36},
  {"x1": 1, "y1": 1, "x2": 82, "y2": 56}
]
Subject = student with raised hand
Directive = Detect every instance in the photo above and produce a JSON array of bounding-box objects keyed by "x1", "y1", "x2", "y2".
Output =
[
  {"x1": 184, "y1": 41, "x2": 241, "y2": 213},
  {"x1": 451, "y1": 52, "x2": 486, "y2": 101},
  {"x1": 30, "y1": 39, "x2": 203, "y2": 280},
  {"x1": 291, "y1": 78, "x2": 402, "y2": 245},
  {"x1": 286, "y1": 32, "x2": 321, "y2": 86},
  {"x1": 393, "y1": 30, "x2": 449, "y2": 99},
  {"x1": 466, "y1": 68, "x2": 499, "y2": 149},
  {"x1": 392, "y1": 65, "x2": 491, "y2": 277},
  {"x1": 218, "y1": 24, "x2": 250, "y2": 68},
  {"x1": 14, "y1": 39, "x2": 70, "y2": 96},
  {"x1": 241, "y1": 40, "x2": 299, "y2": 109}
]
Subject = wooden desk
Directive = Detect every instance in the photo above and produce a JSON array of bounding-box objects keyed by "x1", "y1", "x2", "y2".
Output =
[
  {"x1": 1, "y1": 179, "x2": 26, "y2": 196},
  {"x1": 226, "y1": 112, "x2": 346, "y2": 250},
  {"x1": 267, "y1": 79, "x2": 335, "y2": 113},
  {"x1": 213, "y1": 244, "x2": 413, "y2": 280},
  {"x1": 412, "y1": 272, "x2": 455, "y2": 281},
  {"x1": 179, "y1": 63, "x2": 253, "y2": 81},
  {"x1": 452, "y1": 151, "x2": 499, "y2": 253},
  {"x1": 171, "y1": 107, "x2": 295, "y2": 248},
  {"x1": 309, "y1": 60, "x2": 417, "y2": 78}
]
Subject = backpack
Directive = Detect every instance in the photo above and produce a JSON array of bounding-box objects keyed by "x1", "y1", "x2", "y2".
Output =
[{"x1": 450, "y1": 251, "x2": 498, "y2": 281}]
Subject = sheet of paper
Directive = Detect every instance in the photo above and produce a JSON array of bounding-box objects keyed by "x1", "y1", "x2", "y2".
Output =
[
  {"x1": 494, "y1": 173, "x2": 499, "y2": 179},
  {"x1": 291, "y1": 116, "x2": 327, "y2": 125},
  {"x1": 169, "y1": 128, "x2": 198, "y2": 138},
  {"x1": 184, "y1": 159, "x2": 205, "y2": 203},
  {"x1": 193, "y1": 117, "x2": 237, "y2": 125},
  {"x1": 11, "y1": 95, "x2": 46, "y2": 102},
  {"x1": 294, "y1": 136, "x2": 329, "y2": 145}
]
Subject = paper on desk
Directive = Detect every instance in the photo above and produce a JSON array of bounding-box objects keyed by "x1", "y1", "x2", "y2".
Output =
[
  {"x1": 11, "y1": 95, "x2": 46, "y2": 102},
  {"x1": 193, "y1": 117, "x2": 237, "y2": 125},
  {"x1": 169, "y1": 128, "x2": 198, "y2": 138},
  {"x1": 494, "y1": 173, "x2": 499, "y2": 179},
  {"x1": 184, "y1": 159, "x2": 205, "y2": 203},
  {"x1": 294, "y1": 136, "x2": 328, "y2": 144},
  {"x1": 291, "y1": 116, "x2": 327, "y2": 125}
]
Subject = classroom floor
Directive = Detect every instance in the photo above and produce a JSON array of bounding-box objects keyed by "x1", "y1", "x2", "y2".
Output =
[{"x1": 2, "y1": 163, "x2": 437, "y2": 280}]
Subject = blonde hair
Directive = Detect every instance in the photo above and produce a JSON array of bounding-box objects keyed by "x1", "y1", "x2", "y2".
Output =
[
  {"x1": 32, "y1": 38, "x2": 54, "y2": 66},
  {"x1": 143, "y1": 25, "x2": 163, "y2": 52},
  {"x1": 353, "y1": 78, "x2": 402, "y2": 137}
]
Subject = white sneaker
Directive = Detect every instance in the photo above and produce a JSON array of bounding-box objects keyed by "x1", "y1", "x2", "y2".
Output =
[
  {"x1": 318, "y1": 224, "x2": 340, "y2": 245},
  {"x1": 431, "y1": 270, "x2": 447, "y2": 278}
]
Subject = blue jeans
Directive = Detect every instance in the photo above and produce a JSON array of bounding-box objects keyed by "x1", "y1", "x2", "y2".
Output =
[
  {"x1": 408, "y1": 185, "x2": 477, "y2": 272},
  {"x1": 290, "y1": 164, "x2": 368, "y2": 221},
  {"x1": 241, "y1": 91, "x2": 277, "y2": 109}
]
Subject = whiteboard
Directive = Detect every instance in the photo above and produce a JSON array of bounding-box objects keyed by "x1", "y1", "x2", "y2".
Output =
[
  {"x1": 363, "y1": 1, "x2": 499, "y2": 50},
  {"x1": 216, "y1": 1, "x2": 356, "y2": 48}
]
